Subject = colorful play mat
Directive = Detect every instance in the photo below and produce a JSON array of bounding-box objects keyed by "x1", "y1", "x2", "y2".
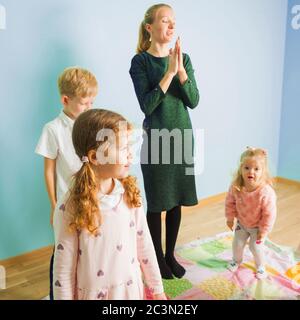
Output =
[{"x1": 147, "y1": 232, "x2": 300, "y2": 300}]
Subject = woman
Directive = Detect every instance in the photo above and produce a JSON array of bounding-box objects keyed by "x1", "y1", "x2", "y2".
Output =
[{"x1": 129, "y1": 3, "x2": 200, "y2": 279}]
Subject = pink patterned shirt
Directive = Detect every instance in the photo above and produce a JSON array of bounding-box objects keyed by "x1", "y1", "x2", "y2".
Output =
[
  {"x1": 53, "y1": 180, "x2": 163, "y2": 300},
  {"x1": 225, "y1": 184, "x2": 277, "y2": 235}
]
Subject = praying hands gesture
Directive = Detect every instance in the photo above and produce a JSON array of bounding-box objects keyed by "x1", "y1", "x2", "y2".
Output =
[
  {"x1": 160, "y1": 37, "x2": 189, "y2": 93},
  {"x1": 167, "y1": 37, "x2": 188, "y2": 84}
]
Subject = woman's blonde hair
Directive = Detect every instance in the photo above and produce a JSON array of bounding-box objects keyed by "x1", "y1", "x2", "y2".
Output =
[
  {"x1": 58, "y1": 66, "x2": 98, "y2": 99},
  {"x1": 232, "y1": 147, "x2": 273, "y2": 190},
  {"x1": 67, "y1": 109, "x2": 141, "y2": 235},
  {"x1": 136, "y1": 3, "x2": 172, "y2": 54}
]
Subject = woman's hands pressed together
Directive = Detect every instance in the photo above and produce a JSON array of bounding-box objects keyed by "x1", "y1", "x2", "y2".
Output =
[
  {"x1": 167, "y1": 37, "x2": 188, "y2": 84},
  {"x1": 159, "y1": 37, "x2": 189, "y2": 93},
  {"x1": 167, "y1": 45, "x2": 178, "y2": 76}
]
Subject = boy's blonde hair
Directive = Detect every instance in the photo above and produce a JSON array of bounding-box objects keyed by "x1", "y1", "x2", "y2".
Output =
[
  {"x1": 232, "y1": 147, "x2": 273, "y2": 190},
  {"x1": 58, "y1": 67, "x2": 98, "y2": 98}
]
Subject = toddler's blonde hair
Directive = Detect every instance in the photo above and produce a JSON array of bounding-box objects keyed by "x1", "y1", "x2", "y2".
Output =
[{"x1": 232, "y1": 147, "x2": 273, "y2": 190}]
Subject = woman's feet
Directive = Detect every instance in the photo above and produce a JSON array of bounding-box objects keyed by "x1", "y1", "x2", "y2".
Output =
[
  {"x1": 157, "y1": 256, "x2": 174, "y2": 279},
  {"x1": 165, "y1": 254, "x2": 186, "y2": 278},
  {"x1": 157, "y1": 255, "x2": 186, "y2": 279}
]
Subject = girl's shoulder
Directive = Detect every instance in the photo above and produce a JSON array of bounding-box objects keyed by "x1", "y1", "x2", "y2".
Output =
[
  {"x1": 259, "y1": 183, "x2": 276, "y2": 198},
  {"x1": 229, "y1": 184, "x2": 241, "y2": 194},
  {"x1": 122, "y1": 192, "x2": 143, "y2": 212},
  {"x1": 119, "y1": 176, "x2": 142, "y2": 208}
]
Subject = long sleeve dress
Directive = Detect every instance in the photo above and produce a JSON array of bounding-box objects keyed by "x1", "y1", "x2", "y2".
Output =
[
  {"x1": 129, "y1": 51, "x2": 200, "y2": 212},
  {"x1": 53, "y1": 179, "x2": 164, "y2": 300}
]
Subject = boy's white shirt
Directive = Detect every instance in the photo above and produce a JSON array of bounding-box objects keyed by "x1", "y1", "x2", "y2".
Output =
[{"x1": 35, "y1": 110, "x2": 82, "y2": 201}]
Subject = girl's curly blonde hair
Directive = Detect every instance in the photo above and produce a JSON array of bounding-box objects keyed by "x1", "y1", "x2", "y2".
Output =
[
  {"x1": 67, "y1": 109, "x2": 141, "y2": 235},
  {"x1": 232, "y1": 147, "x2": 273, "y2": 191}
]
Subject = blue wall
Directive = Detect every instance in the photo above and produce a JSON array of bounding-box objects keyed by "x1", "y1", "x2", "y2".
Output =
[
  {"x1": 0, "y1": 0, "x2": 289, "y2": 259},
  {"x1": 278, "y1": 0, "x2": 300, "y2": 181}
]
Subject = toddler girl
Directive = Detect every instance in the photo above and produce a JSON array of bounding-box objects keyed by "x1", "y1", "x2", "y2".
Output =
[{"x1": 225, "y1": 147, "x2": 277, "y2": 279}]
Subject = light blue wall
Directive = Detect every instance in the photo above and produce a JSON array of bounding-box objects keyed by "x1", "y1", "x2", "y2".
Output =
[
  {"x1": 278, "y1": 0, "x2": 300, "y2": 181},
  {"x1": 0, "y1": 0, "x2": 288, "y2": 259}
]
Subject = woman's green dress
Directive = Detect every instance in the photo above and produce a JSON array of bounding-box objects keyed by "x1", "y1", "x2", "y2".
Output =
[{"x1": 129, "y1": 51, "x2": 200, "y2": 212}]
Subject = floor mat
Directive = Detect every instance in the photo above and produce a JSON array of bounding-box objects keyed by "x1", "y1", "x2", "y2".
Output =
[{"x1": 148, "y1": 232, "x2": 300, "y2": 300}]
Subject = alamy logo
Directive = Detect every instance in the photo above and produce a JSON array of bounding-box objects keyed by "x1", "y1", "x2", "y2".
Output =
[
  {"x1": 0, "y1": 4, "x2": 6, "y2": 30},
  {"x1": 95, "y1": 122, "x2": 205, "y2": 176},
  {"x1": 291, "y1": 5, "x2": 300, "y2": 30},
  {"x1": 0, "y1": 265, "x2": 6, "y2": 290}
]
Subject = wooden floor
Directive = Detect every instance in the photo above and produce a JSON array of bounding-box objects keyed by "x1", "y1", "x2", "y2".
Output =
[{"x1": 1, "y1": 178, "x2": 299, "y2": 300}]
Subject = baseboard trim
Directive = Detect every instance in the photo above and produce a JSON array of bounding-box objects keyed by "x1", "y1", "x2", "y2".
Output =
[
  {"x1": 275, "y1": 176, "x2": 300, "y2": 187},
  {"x1": 160, "y1": 192, "x2": 226, "y2": 220},
  {"x1": 0, "y1": 245, "x2": 53, "y2": 268},
  {"x1": 185, "y1": 192, "x2": 226, "y2": 213},
  {"x1": 2, "y1": 176, "x2": 299, "y2": 263}
]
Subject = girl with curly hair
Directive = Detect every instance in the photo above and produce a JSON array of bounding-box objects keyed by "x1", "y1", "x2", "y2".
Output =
[{"x1": 53, "y1": 109, "x2": 166, "y2": 300}]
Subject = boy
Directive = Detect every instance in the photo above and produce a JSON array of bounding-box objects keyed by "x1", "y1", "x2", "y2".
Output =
[{"x1": 35, "y1": 67, "x2": 98, "y2": 299}]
